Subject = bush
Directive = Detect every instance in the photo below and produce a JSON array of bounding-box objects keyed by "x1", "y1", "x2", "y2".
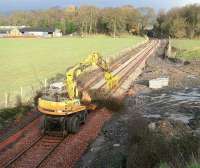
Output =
[
  {"x1": 127, "y1": 117, "x2": 200, "y2": 168},
  {"x1": 0, "y1": 105, "x2": 31, "y2": 127}
]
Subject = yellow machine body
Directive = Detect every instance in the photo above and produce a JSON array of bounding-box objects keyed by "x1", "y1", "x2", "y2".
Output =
[
  {"x1": 37, "y1": 52, "x2": 118, "y2": 135},
  {"x1": 38, "y1": 98, "x2": 88, "y2": 116}
]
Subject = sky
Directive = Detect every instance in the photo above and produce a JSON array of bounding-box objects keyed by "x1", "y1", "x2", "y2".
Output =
[{"x1": 0, "y1": 0, "x2": 199, "y2": 13}]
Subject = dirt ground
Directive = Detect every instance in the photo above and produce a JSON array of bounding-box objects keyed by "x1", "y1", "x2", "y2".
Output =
[{"x1": 76, "y1": 44, "x2": 200, "y2": 168}]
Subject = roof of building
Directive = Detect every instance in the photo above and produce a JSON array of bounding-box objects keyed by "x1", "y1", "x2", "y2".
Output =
[
  {"x1": 0, "y1": 26, "x2": 28, "y2": 30},
  {"x1": 20, "y1": 28, "x2": 55, "y2": 33},
  {"x1": 0, "y1": 30, "x2": 8, "y2": 34}
]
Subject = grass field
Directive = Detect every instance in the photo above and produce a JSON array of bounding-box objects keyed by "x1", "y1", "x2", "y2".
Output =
[
  {"x1": 172, "y1": 39, "x2": 200, "y2": 60},
  {"x1": 0, "y1": 35, "x2": 144, "y2": 105}
]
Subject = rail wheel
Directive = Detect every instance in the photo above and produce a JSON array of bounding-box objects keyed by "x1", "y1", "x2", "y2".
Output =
[
  {"x1": 67, "y1": 116, "x2": 80, "y2": 134},
  {"x1": 62, "y1": 118, "x2": 68, "y2": 137},
  {"x1": 41, "y1": 116, "x2": 47, "y2": 135},
  {"x1": 63, "y1": 130, "x2": 68, "y2": 137},
  {"x1": 82, "y1": 110, "x2": 88, "y2": 124}
]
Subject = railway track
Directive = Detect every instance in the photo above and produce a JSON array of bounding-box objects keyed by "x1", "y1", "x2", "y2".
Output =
[
  {"x1": 82, "y1": 40, "x2": 151, "y2": 89},
  {"x1": 1, "y1": 39, "x2": 160, "y2": 168},
  {"x1": 91, "y1": 40, "x2": 159, "y2": 90},
  {"x1": 3, "y1": 135, "x2": 64, "y2": 168},
  {"x1": 112, "y1": 40, "x2": 160, "y2": 93}
]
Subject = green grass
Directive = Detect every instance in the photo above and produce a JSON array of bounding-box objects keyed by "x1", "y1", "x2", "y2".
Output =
[
  {"x1": 0, "y1": 35, "x2": 144, "y2": 103},
  {"x1": 171, "y1": 39, "x2": 200, "y2": 60}
]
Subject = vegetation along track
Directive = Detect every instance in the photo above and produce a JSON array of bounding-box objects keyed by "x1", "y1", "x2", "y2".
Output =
[
  {"x1": 2, "y1": 135, "x2": 65, "y2": 168},
  {"x1": 0, "y1": 40, "x2": 159, "y2": 168}
]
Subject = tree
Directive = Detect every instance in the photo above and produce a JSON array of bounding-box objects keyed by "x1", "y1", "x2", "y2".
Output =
[
  {"x1": 0, "y1": 5, "x2": 160, "y2": 36},
  {"x1": 138, "y1": 7, "x2": 156, "y2": 30},
  {"x1": 76, "y1": 6, "x2": 99, "y2": 35},
  {"x1": 155, "y1": 4, "x2": 200, "y2": 38},
  {"x1": 120, "y1": 5, "x2": 141, "y2": 33},
  {"x1": 100, "y1": 8, "x2": 126, "y2": 37}
]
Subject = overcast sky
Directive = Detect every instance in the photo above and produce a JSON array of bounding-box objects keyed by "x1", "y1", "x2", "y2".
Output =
[{"x1": 0, "y1": 0, "x2": 199, "y2": 13}]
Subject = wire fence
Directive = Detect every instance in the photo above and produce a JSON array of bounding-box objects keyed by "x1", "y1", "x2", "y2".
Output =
[{"x1": 0, "y1": 79, "x2": 48, "y2": 109}]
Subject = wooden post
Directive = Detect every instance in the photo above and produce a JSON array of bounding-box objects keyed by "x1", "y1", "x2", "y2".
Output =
[
  {"x1": 44, "y1": 78, "x2": 47, "y2": 94},
  {"x1": 20, "y1": 87, "x2": 23, "y2": 103},
  {"x1": 5, "y1": 92, "x2": 8, "y2": 108}
]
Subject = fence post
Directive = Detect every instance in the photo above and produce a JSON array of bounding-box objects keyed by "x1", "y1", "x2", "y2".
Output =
[
  {"x1": 20, "y1": 87, "x2": 23, "y2": 103},
  {"x1": 5, "y1": 92, "x2": 8, "y2": 108},
  {"x1": 44, "y1": 78, "x2": 47, "y2": 94}
]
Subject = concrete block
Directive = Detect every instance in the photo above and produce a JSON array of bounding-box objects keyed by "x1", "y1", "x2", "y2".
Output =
[{"x1": 149, "y1": 77, "x2": 169, "y2": 89}]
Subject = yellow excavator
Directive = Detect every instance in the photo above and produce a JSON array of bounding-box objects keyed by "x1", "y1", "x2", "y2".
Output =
[{"x1": 38, "y1": 52, "x2": 118, "y2": 136}]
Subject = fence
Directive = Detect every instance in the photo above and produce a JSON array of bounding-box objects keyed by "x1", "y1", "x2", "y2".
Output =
[{"x1": 0, "y1": 79, "x2": 48, "y2": 109}]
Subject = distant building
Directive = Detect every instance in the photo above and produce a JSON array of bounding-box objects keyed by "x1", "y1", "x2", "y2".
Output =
[
  {"x1": 20, "y1": 28, "x2": 54, "y2": 37},
  {"x1": 0, "y1": 29, "x2": 7, "y2": 37},
  {"x1": 0, "y1": 26, "x2": 62, "y2": 38},
  {"x1": 0, "y1": 25, "x2": 28, "y2": 30},
  {"x1": 0, "y1": 26, "x2": 27, "y2": 37},
  {"x1": 10, "y1": 28, "x2": 22, "y2": 36},
  {"x1": 20, "y1": 28, "x2": 62, "y2": 37},
  {"x1": 53, "y1": 29, "x2": 63, "y2": 37}
]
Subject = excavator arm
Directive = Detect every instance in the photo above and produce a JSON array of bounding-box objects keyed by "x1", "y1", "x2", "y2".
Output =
[{"x1": 66, "y1": 52, "x2": 118, "y2": 99}]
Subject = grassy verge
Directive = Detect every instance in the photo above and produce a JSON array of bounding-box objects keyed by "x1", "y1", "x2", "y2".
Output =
[{"x1": 171, "y1": 39, "x2": 200, "y2": 60}]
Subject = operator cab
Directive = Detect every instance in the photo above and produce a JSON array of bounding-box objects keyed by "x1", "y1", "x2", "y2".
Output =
[
  {"x1": 41, "y1": 82, "x2": 67, "y2": 102},
  {"x1": 49, "y1": 82, "x2": 65, "y2": 94}
]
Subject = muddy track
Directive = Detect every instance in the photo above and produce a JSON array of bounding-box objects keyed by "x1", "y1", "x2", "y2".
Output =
[{"x1": 0, "y1": 39, "x2": 159, "y2": 168}]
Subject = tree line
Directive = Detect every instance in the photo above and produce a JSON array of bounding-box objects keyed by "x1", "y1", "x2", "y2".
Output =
[
  {"x1": 0, "y1": 5, "x2": 155, "y2": 36},
  {"x1": 155, "y1": 4, "x2": 200, "y2": 38},
  {"x1": 0, "y1": 4, "x2": 199, "y2": 38}
]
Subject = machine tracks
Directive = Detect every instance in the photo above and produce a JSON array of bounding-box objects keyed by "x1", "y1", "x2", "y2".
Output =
[{"x1": 3, "y1": 135, "x2": 64, "y2": 168}]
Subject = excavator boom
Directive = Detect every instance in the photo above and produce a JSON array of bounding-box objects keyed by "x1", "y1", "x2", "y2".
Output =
[{"x1": 66, "y1": 52, "x2": 118, "y2": 99}]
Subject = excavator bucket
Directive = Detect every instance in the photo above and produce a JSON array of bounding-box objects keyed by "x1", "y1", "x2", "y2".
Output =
[
  {"x1": 104, "y1": 72, "x2": 119, "y2": 89},
  {"x1": 81, "y1": 90, "x2": 92, "y2": 103}
]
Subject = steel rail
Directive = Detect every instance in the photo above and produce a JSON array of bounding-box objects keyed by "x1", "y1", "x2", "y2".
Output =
[{"x1": 3, "y1": 136, "x2": 65, "y2": 168}]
